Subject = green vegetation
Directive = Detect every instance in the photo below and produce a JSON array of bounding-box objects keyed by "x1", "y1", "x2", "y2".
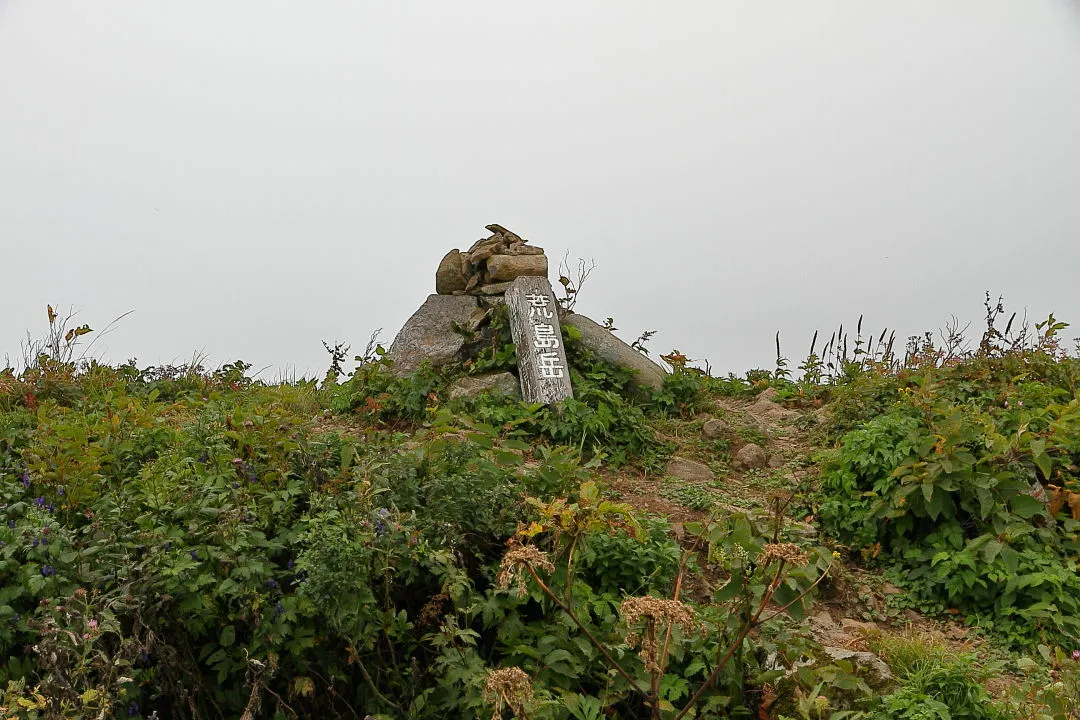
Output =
[
  {"x1": 2, "y1": 294, "x2": 1080, "y2": 719},
  {"x1": 816, "y1": 305, "x2": 1080, "y2": 648}
]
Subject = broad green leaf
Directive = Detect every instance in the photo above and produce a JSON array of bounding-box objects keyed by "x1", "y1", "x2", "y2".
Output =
[{"x1": 1009, "y1": 494, "x2": 1046, "y2": 519}]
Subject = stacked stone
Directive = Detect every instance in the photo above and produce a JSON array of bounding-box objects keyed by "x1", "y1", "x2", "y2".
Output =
[{"x1": 435, "y1": 224, "x2": 548, "y2": 296}]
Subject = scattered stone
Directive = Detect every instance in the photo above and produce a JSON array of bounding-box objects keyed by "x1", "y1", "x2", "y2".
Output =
[
  {"x1": 821, "y1": 647, "x2": 893, "y2": 687},
  {"x1": 748, "y1": 397, "x2": 799, "y2": 423},
  {"x1": 561, "y1": 312, "x2": 668, "y2": 391},
  {"x1": 758, "y1": 387, "x2": 780, "y2": 402},
  {"x1": 733, "y1": 443, "x2": 768, "y2": 470},
  {"x1": 767, "y1": 454, "x2": 786, "y2": 469},
  {"x1": 435, "y1": 249, "x2": 469, "y2": 295},
  {"x1": 809, "y1": 611, "x2": 841, "y2": 643},
  {"x1": 787, "y1": 523, "x2": 818, "y2": 540},
  {"x1": 447, "y1": 372, "x2": 521, "y2": 400},
  {"x1": 840, "y1": 618, "x2": 879, "y2": 634},
  {"x1": 702, "y1": 418, "x2": 729, "y2": 439},
  {"x1": 944, "y1": 624, "x2": 968, "y2": 640},
  {"x1": 387, "y1": 294, "x2": 479, "y2": 376},
  {"x1": 882, "y1": 582, "x2": 902, "y2": 596},
  {"x1": 665, "y1": 457, "x2": 716, "y2": 483}
]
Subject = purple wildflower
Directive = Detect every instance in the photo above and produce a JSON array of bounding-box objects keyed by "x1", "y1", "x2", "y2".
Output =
[
  {"x1": 21, "y1": 471, "x2": 30, "y2": 488},
  {"x1": 275, "y1": 601, "x2": 284, "y2": 616},
  {"x1": 189, "y1": 550, "x2": 199, "y2": 561},
  {"x1": 34, "y1": 497, "x2": 45, "y2": 508},
  {"x1": 265, "y1": 579, "x2": 278, "y2": 589},
  {"x1": 56, "y1": 486, "x2": 64, "y2": 496},
  {"x1": 1073, "y1": 650, "x2": 1080, "y2": 661}
]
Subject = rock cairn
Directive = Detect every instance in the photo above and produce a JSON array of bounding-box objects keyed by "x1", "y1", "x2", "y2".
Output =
[
  {"x1": 388, "y1": 222, "x2": 668, "y2": 394},
  {"x1": 435, "y1": 224, "x2": 549, "y2": 296}
]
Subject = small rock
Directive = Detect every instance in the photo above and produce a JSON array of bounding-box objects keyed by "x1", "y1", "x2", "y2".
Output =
[
  {"x1": 702, "y1": 418, "x2": 729, "y2": 439},
  {"x1": 809, "y1": 611, "x2": 844, "y2": 644},
  {"x1": 435, "y1": 249, "x2": 469, "y2": 295},
  {"x1": 810, "y1": 610, "x2": 839, "y2": 633},
  {"x1": 475, "y1": 281, "x2": 514, "y2": 295},
  {"x1": 787, "y1": 523, "x2": 818, "y2": 540},
  {"x1": 767, "y1": 454, "x2": 786, "y2": 469},
  {"x1": 733, "y1": 443, "x2": 768, "y2": 470},
  {"x1": 665, "y1": 457, "x2": 716, "y2": 483},
  {"x1": 448, "y1": 372, "x2": 521, "y2": 400},
  {"x1": 748, "y1": 398, "x2": 799, "y2": 423},
  {"x1": 466, "y1": 236, "x2": 505, "y2": 262},
  {"x1": 944, "y1": 624, "x2": 968, "y2": 640},
  {"x1": 485, "y1": 254, "x2": 548, "y2": 283},
  {"x1": 882, "y1": 582, "x2": 902, "y2": 596},
  {"x1": 821, "y1": 647, "x2": 893, "y2": 686},
  {"x1": 840, "y1": 618, "x2": 879, "y2": 634},
  {"x1": 504, "y1": 242, "x2": 545, "y2": 256}
]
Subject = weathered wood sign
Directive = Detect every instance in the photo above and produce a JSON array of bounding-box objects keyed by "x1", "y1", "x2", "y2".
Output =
[{"x1": 505, "y1": 276, "x2": 574, "y2": 404}]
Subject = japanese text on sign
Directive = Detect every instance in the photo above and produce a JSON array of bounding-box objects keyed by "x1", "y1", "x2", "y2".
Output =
[{"x1": 525, "y1": 294, "x2": 564, "y2": 377}]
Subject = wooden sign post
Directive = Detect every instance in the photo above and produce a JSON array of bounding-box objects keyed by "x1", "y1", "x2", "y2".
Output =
[{"x1": 505, "y1": 276, "x2": 574, "y2": 404}]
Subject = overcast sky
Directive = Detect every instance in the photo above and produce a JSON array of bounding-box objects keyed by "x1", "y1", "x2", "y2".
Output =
[{"x1": 2, "y1": 1, "x2": 1079, "y2": 379}]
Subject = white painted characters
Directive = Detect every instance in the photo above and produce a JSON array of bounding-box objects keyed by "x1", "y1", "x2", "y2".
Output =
[
  {"x1": 525, "y1": 293, "x2": 554, "y2": 319},
  {"x1": 537, "y1": 350, "x2": 565, "y2": 378},
  {"x1": 532, "y1": 323, "x2": 560, "y2": 349}
]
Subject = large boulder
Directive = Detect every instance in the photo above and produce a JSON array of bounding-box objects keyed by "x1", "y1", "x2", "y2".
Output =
[
  {"x1": 561, "y1": 312, "x2": 668, "y2": 392},
  {"x1": 435, "y1": 250, "x2": 469, "y2": 295},
  {"x1": 387, "y1": 295, "x2": 482, "y2": 376}
]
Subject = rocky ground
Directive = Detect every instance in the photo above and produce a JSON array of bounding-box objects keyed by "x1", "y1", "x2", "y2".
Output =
[{"x1": 609, "y1": 386, "x2": 1013, "y2": 699}]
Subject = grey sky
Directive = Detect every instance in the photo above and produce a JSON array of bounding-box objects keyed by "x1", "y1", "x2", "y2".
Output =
[{"x1": 3, "y1": 1, "x2": 1079, "y2": 378}]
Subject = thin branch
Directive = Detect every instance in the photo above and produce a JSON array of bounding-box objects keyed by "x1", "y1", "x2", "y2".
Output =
[
  {"x1": 525, "y1": 565, "x2": 649, "y2": 696},
  {"x1": 673, "y1": 561, "x2": 786, "y2": 720}
]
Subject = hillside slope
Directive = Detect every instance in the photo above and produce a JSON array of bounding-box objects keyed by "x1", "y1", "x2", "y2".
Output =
[{"x1": 0, "y1": 306, "x2": 1078, "y2": 719}]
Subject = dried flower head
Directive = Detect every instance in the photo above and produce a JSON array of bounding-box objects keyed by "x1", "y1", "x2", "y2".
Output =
[
  {"x1": 760, "y1": 543, "x2": 809, "y2": 567},
  {"x1": 482, "y1": 667, "x2": 533, "y2": 720},
  {"x1": 496, "y1": 544, "x2": 554, "y2": 596},
  {"x1": 619, "y1": 596, "x2": 699, "y2": 673}
]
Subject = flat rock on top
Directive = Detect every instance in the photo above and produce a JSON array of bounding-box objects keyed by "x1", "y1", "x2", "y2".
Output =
[
  {"x1": 387, "y1": 294, "x2": 481, "y2": 376},
  {"x1": 561, "y1": 312, "x2": 667, "y2": 391}
]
